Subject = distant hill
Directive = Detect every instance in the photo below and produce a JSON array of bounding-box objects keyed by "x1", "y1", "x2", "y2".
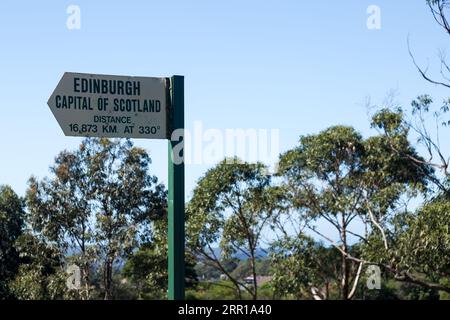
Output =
[{"x1": 206, "y1": 247, "x2": 269, "y2": 260}]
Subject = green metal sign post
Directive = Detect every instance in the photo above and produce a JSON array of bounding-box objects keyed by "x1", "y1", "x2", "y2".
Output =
[{"x1": 167, "y1": 75, "x2": 185, "y2": 300}]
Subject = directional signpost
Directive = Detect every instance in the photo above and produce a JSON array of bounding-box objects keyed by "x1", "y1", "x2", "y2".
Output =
[
  {"x1": 48, "y1": 72, "x2": 185, "y2": 300},
  {"x1": 47, "y1": 72, "x2": 168, "y2": 139}
]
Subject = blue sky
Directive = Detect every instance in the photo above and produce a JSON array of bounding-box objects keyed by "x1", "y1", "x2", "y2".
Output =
[{"x1": 0, "y1": 0, "x2": 449, "y2": 208}]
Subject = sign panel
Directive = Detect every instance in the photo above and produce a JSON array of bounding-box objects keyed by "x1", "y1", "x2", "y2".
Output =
[{"x1": 47, "y1": 72, "x2": 167, "y2": 139}]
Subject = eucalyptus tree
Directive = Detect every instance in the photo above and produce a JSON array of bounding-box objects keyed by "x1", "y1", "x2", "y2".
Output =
[
  {"x1": 26, "y1": 138, "x2": 167, "y2": 299},
  {"x1": 9, "y1": 233, "x2": 67, "y2": 300},
  {"x1": 362, "y1": 194, "x2": 450, "y2": 295},
  {"x1": 270, "y1": 234, "x2": 341, "y2": 300},
  {"x1": 0, "y1": 185, "x2": 24, "y2": 299},
  {"x1": 277, "y1": 125, "x2": 430, "y2": 299},
  {"x1": 187, "y1": 159, "x2": 283, "y2": 300},
  {"x1": 355, "y1": 0, "x2": 450, "y2": 295},
  {"x1": 122, "y1": 214, "x2": 198, "y2": 300},
  {"x1": 26, "y1": 145, "x2": 95, "y2": 299},
  {"x1": 371, "y1": 98, "x2": 449, "y2": 194},
  {"x1": 397, "y1": 198, "x2": 450, "y2": 293}
]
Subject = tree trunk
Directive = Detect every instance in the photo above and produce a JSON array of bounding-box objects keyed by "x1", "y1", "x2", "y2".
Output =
[
  {"x1": 80, "y1": 239, "x2": 90, "y2": 300},
  {"x1": 340, "y1": 213, "x2": 349, "y2": 300},
  {"x1": 250, "y1": 252, "x2": 258, "y2": 300},
  {"x1": 82, "y1": 262, "x2": 90, "y2": 300},
  {"x1": 104, "y1": 258, "x2": 113, "y2": 300}
]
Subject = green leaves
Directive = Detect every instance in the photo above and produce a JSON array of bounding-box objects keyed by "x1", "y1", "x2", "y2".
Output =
[
  {"x1": 411, "y1": 95, "x2": 433, "y2": 115},
  {"x1": 9, "y1": 233, "x2": 69, "y2": 300},
  {"x1": 187, "y1": 159, "x2": 271, "y2": 251},
  {"x1": 371, "y1": 109, "x2": 406, "y2": 136},
  {"x1": 0, "y1": 185, "x2": 25, "y2": 298},
  {"x1": 23, "y1": 138, "x2": 167, "y2": 299},
  {"x1": 276, "y1": 121, "x2": 434, "y2": 298},
  {"x1": 400, "y1": 200, "x2": 450, "y2": 277},
  {"x1": 187, "y1": 159, "x2": 277, "y2": 299},
  {"x1": 280, "y1": 126, "x2": 363, "y2": 177}
]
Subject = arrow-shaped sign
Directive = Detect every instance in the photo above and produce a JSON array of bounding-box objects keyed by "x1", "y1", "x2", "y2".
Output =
[{"x1": 47, "y1": 72, "x2": 168, "y2": 139}]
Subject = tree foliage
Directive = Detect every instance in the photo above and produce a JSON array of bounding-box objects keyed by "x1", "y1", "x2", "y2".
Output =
[
  {"x1": 0, "y1": 185, "x2": 24, "y2": 299},
  {"x1": 25, "y1": 138, "x2": 167, "y2": 299},
  {"x1": 277, "y1": 124, "x2": 430, "y2": 299},
  {"x1": 187, "y1": 159, "x2": 283, "y2": 299}
]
